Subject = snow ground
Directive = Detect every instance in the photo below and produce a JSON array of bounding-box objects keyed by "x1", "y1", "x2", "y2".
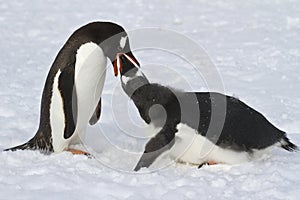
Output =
[{"x1": 0, "y1": 0, "x2": 300, "y2": 199}]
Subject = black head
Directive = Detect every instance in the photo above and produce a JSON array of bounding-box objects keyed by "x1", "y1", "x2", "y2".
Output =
[{"x1": 70, "y1": 21, "x2": 140, "y2": 76}]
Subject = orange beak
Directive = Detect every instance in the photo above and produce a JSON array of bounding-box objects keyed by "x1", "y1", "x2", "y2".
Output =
[
  {"x1": 113, "y1": 52, "x2": 140, "y2": 77},
  {"x1": 113, "y1": 53, "x2": 121, "y2": 77}
]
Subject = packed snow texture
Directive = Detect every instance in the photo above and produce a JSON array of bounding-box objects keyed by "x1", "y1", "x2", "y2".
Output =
[{"x1": 0, "y1": 0, "x2": 299, "y2": 199}]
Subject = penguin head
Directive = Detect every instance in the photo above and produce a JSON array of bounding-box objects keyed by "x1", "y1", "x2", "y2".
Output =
[
  {"x1": 105, "y1": 31, "x2": 140, "y2": 77},
  {"x1": 101, "y1": 27, "x2": 140, "y2": 77},
  {"x1": 72, "y1": 21, "x2": 140, "y2": 76}
]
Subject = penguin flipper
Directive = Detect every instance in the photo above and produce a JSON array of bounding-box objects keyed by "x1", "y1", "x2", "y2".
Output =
[
  {"x1": 58, "y1": 67, "x2": 77, "y2": 139},
  {"x1": 89, "y1": 98, "x2": 101, "y2": 125},
  {"x1": 134, "y1": 127, "x2": 176, "y2": 171}
]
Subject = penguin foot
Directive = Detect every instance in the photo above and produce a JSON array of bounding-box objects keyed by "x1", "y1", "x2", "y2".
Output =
[
  {"x1": 207, "y1": 161, "x2": 218, "y2": 165},
  {"x1": 67, "y1": 149, "x2": 91, "y2": 157},
  {"x1": 198, "y1": 161, "x2": 218, "y2": 168}
]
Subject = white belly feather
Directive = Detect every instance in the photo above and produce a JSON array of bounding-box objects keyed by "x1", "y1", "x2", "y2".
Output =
[
  {"x1": 73, "y1": 42, "x2": 106, "y2": 142},
  {"x1": 168, "y1": 123, "x2": 253, "y2": 165},
  {"x1": 50, "y1": 42, "x2": 106, "y2": 152}
]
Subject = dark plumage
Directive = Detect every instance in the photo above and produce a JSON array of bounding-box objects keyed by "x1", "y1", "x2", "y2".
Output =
[{"x1": 118, "y1": 54, "x2": 298, "y2": 171}]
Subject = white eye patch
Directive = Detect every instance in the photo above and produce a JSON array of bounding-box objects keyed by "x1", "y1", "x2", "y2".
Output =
[{"x1": 119, "y1": 36, "x2": 128, "y2": 49}]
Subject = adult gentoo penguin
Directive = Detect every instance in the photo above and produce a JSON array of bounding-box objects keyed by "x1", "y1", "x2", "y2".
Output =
[
  {"x1": 5, "y1": 22, "x2": 139, "y2": 154},
  {"x1": 114, "y1": 54, "x2": 298, "y2": 171}
]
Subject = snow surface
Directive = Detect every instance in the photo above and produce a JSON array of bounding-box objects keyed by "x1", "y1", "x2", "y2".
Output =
[{"x1": 0, "y1": 0, "x2": 300, "y2": 199}]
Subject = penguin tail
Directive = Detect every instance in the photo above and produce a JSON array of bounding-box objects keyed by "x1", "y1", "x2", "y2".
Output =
[
  {"x1": 3, "y1": 138, "x2": 36, "y2": 152},
  {"x1": 280, "y1": 136, "x2": 298, "y2": 152},
  {"x1": 4, "y1": 131, "x2": 53, "y2": 153}
]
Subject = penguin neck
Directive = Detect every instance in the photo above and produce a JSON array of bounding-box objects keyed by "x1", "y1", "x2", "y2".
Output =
[{"x1": 121, "y1": 67, "x2": 149, "y2": 99}]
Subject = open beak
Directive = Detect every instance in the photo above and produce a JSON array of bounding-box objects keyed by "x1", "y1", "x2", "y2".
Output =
[
  {"x1": 113, "y1": 51, "x2": 140, "y2": 77},
  {"x1": 113, "y1": 53, "x2": 121, "y2": 77}
]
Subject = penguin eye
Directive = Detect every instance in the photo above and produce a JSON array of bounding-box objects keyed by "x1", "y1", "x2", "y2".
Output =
[{"x1": 117, "y1": 45, "x2": 123, "y2": 51}]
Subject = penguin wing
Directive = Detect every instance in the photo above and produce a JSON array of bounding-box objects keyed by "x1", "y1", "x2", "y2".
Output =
[
  {"x1": 58, "y1": 67, "x2": 77, "y2": 139},
  {"x1": 134, "y1": 126, "x2": 176, "y2": 171},
  {"x1": 89, "y1": 98, "x2": 101, "y2": 125}
]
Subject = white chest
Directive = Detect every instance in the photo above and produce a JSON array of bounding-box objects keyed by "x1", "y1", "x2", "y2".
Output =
[
  {"x1": 74, "y1": 42, "x2": 107, "y2": 128},
  {"x1": 50, "y1": 42, "x2": 107, "y2": 152}
]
